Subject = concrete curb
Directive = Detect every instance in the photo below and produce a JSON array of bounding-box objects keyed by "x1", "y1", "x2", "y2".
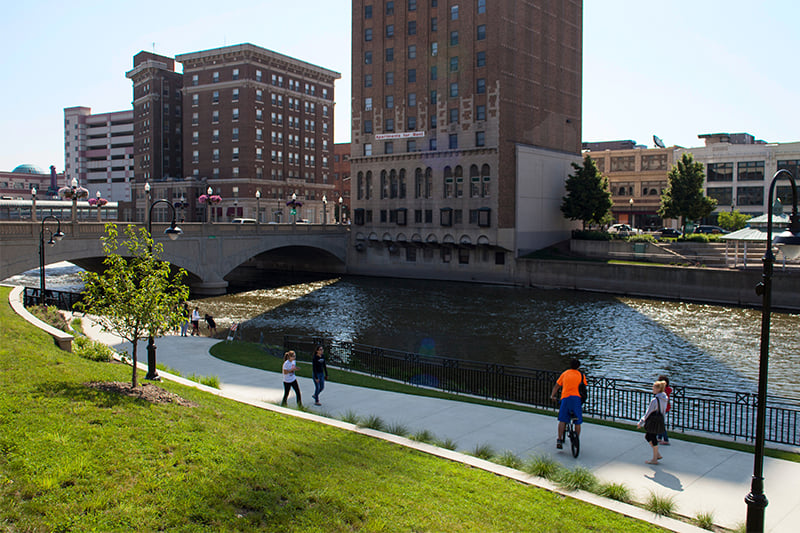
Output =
[{"x1": 7, "y1": 285, "x2": 73, "y2": 351}]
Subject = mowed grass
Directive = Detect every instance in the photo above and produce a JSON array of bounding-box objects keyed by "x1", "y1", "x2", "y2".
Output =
[{"x1": 0, "y1": 288, "x2": 666, "y2": 532}]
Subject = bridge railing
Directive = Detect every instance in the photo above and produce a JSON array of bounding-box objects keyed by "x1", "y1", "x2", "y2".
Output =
[
  {"x1": 23, "y1": 287, "x2": 84, "y2": 310},
  {"x1": 284, "y1": 335, "x2": 800, "y2": 446}
]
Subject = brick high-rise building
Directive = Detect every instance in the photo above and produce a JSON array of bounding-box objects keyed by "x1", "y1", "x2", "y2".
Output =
[
  {"x1": 176, "y1": 44, "x2": 341, "y2": 223},
  {"x1": 350, "y1": 0, "x2": 582, "y2": 281},
  {"x1": 333, "y1": 143, "x2": 352, "y2": 221}
]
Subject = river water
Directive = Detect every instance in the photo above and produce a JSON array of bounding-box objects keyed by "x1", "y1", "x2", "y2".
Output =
[{"x1": 6, "y1": 264, "x2": 800, "y2": 399}]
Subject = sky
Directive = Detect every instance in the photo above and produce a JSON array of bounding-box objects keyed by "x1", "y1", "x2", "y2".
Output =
[{"x1": 1, "y1": 0, "x2": 798, "y2": 172}]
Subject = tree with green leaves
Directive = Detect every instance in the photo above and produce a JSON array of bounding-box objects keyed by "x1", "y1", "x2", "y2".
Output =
[
  {"x1": 78, "y1": 224, "x2": 189, "y2": 387},
  {"x1": 561, "y1": 154, "x2": 614, "y2": 229},
  {"x1": 717, "y1": 209, "x2": 751, "y2": 232},
  {"x1": 658, "y1": 153, "x2": 717, "y2": 227}
]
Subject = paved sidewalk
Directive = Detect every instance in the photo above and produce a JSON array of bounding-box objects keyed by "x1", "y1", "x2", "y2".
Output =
[{"x1": 82, "y1": 323, "x2": 800, "y2": 532}]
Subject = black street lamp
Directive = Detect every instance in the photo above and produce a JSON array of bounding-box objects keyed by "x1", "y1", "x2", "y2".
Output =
[
  {"x1": 39, "y1": 216, "x2": 65, "y2": 306},
  {"x1": 629, "y1": 197, "x2": 634, "y2": 228},
  {"x1": 255, "y1": 190, "x2": 261, "y2": 224},
  {"x1": 322, "y1": 194, "x2": 327, "y2": 226},
  {"x1": 144, "y1": 198, "x2": 182, "y2": 381},
  {"x1": 744, "y1": 169, "x2": 800, "y2": 533},
  {"x1": 338, "y1": 195, "x2": 343, "y2": 225}
]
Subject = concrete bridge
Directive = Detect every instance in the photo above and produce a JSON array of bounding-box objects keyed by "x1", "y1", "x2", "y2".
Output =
[{"x1": 0, "y1": 221, "x2": 349, "y2": 295}]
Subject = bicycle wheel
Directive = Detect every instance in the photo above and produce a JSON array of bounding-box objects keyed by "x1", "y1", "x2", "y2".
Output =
[{"x1": 570, "y1": 429, "x2": 580, "y2": 458}]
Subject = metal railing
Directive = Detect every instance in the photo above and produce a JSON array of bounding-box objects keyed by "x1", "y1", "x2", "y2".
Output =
[
  {"x1": 23, "y1": 287, "x2": 83, "y2": 310},
  {"x1": 284, "y1": 335, "x2": 800, "y2": 446}
]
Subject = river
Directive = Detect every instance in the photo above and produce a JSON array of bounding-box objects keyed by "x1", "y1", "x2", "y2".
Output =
[{"x1": 6, "y1": 264, "x2": 800, "y2": 399}]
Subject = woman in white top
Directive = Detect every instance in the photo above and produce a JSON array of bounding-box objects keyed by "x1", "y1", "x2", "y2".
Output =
[
  {"x1": 280, "y1": 350, "x2": 302, "y2": 407},
  {"x1": 637, "y1": 380, "x2": 668, "y2": 464}
]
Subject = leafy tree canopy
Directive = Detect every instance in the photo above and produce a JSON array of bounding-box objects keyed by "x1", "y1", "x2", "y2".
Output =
[
  {"x1": 717, "y1": 209, "x2": 751, "y2": 232},
  {"x1": 658, "y1": 153, "x2": 717, "y2": 225},
  {"x1": 78, "y1": 224, "x2": 189, "y2": 387},
  {"x1": 561, "y1": 154, "x2": 614, "y2": 229}
]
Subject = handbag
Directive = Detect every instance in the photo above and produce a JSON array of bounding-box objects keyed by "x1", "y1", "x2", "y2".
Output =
[{"x1": 644, "y1": 396, "x2": 666, "y2": 434}]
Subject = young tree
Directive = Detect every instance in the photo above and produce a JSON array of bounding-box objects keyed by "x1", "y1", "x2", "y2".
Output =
[
  {"x1": 561, "y1": 154, "x2": 614, "y2": 229},
  {"x1": 717, "y1": 209, "x2": 751, "y2": 232},
  {"x1": 79, "y1": 224, "x2": 189, "y2": 387},
  {"x1": 658, "y1": 153, "x2": 717, "y2": 227}
]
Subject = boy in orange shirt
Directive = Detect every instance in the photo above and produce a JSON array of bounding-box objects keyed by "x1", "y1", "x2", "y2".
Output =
[{"x1": 550, "y1": 358, "x2": 587, "y2": 449}]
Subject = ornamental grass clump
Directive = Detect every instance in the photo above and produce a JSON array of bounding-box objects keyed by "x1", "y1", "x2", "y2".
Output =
[
  {"x1": 643, "y1": 491, "x2": 675, "y2": 517},
  {"x1": 524, "y1": 454, "x2": 562, "y2": 480},
  {"x1": 492, "y1": 450, "x2": 523, "y2": 470},
  {"x1": 597, "y1": 482, "x2": 632, "y2": 503},
  {"x1": 470, "y1": 443, "x2": 495, "y2": 460},
  {"x1": 693, "y1": 511, "x2": 715, "y2": 530},
  {"x1": 555, "y1": 466, "x2": 598, "y2": 492}
]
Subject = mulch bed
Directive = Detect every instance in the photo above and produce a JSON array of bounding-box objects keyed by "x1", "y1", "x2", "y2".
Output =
[{"x1": 86, "y1": 381, "x2": 198, "y2": 407}]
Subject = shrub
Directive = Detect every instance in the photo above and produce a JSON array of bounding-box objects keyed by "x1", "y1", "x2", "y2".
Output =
[
  {"x1": 627, "y1": 234, "x2": 656, "y2": 243},
  {"x1": 28, "y1": 305, "x2": 70, "y2": 332},
  {"x1": 680, "y1": 233, "x2": 709, "y2": 243},
  {"x1": 556, "y1": 466, "x2": 598, "y2": 492},
  {"x1": 72, "y1": 336, "x2": 114, "y2": 362},
  {"x1": 597, "y1": 482, "x2": 631, "y2": 503},
  {"x1": 524, "y1": 454, "x2": 562, "y2": 480},
  {"x1": 571, "y1": 230, "x2": 611, "y2": 241},
  {"x1": 643, "y1": 491, "x2": 675, "y2": 516}
]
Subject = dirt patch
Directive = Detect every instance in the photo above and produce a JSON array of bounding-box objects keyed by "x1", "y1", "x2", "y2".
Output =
[{"x1": 86, "y1": 381, "x2": 198, "y2": 407}]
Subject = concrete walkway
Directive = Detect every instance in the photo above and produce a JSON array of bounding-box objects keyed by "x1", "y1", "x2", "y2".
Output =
[{"x1": 81, "y1": 322, "x2": 800, "y2": 532}]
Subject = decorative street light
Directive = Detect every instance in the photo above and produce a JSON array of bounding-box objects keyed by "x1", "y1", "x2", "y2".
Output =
[
  {"x1": 39, "y1": 216, "x2": 65, "y2": 306},
  {"x1": 629, "y1": 197, "x2": 634, "y2": 228},
  {"x1": 144, "y1": 198, "x2": 183, "y2": 381},
  {"x1": 322, "y1": 194, "x2": 327, "y2": 226},
  {"x1": 287, "y1": 192, "x2": 302, "y2": 225},
  {"x1": 255, "y1": 190, "x2": 261, "y2": 224},
  {"x1": 744, "y1": 169, "x2": 800, "y2": 533},
  {"x1": 207, "y1": 186, "x2": 213, "y2": 223},
  {"x1": 95, "y1": 191, "x2": 102, "y2": 222},
  {"x1": 338, "y1": 196, "x2": 343, "y2": 225},
  {"x1": 144, "y1": 182, "x2": 152, "y2": 226},
  {"x1": 31, "y1": 186, "x2": 37, "y2": 222}
]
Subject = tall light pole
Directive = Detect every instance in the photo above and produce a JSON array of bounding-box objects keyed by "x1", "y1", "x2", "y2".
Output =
[
  {"x1": 31, "y1": 187, "x2": 37, "y2": 222},
  {"x1": 629, "y1": 197, "x2": 634, "y2": 228},
  {"x1": 322, "y1": 194, "x2": 327, "y2": 226},
  {"x1": 291, "y1": 192, "x2": 298, "y2": 224},
  {"x1": 144, "y1": 182, "x2": 152, "y2": 226},
  {"x1": 96, "y1": 190, "x2": 102, "y2": 222},
  {"x1": 70, "y1": 178, "x2": 79, "y2": 222},
  {"x1": 39, "y1": 216, "x2": 65, "y2": 306},
  {"x1": 744, "y1": 169, "x2": 800, "y2": 533},
  {"x1": 338, "y1": 195, "x2": 343, "y2": 225},
  {"x1": 255, "y1": 190, "x2": 261, "y2": 224},
  {"x1": 207, "y1": 186, "x2": 213, "y2": 224},
  {"x1": 144, "y1": 198, "x2": 183, "y2": 381}
]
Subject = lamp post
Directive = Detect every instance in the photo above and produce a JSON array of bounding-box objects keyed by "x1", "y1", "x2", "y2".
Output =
[
  {"x1": 322, "y1": 194, "x2": 327, "y2": 226},
  {"x1": 744, "y1": 169, "x2": 800, "y2": 533},
  {"x1": 144, "y1": 198, "x2": 183, "y2": 381},
  {"x1": 39, "y1": 216, "x2": 65, "y2": 306},
  {"x1": 255, "y1": 190, "x2": 261, "y2": 224},
  {"x1": 31, "y1": 187, "x2": 37, "y2": 222},
  {"x1": 338, "y1": 196, "x2": 343, "y2": 225},
  {"x1": 144, "y1": 182, "x2": 152, "y2": 226},
  {"x1": 291, "y1": 192, "x2": 297, "y2": 224},
  {"x1": 207, "y1": 186, "x2": 213, "y2": 223},
  {"x1": 71, "y1": 178, "x2": 79, "y2": 222},
  {"x1": 628, "y1": 198, "x2": 634, "y2": 228},
  {"x1": 96, "y1": 190, "x2": 102, "y2": 222}
]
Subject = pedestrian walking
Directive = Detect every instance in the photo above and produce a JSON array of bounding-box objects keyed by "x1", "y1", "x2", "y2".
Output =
[
  {"x1": 191, "y1": 306, "x2": 201, "y2": 336},
  {"x1": 656, "y1": 375, "x2": 672, "y2": 445},
  {"x1": 281, "y1": 350, "x2": 302, "y2": 407},
  {"x1": 637, "y1": 380, "x2": 668, "y2": 464},
  {"x1": 204, "y1": 313, "x2": 217, "y2": 336},
  {"x1": 311, "y1": 345, "x2": 329, "y2": 406},
  {"x1": 180, "y1": 303, "x2": 190, "y2": 337}
]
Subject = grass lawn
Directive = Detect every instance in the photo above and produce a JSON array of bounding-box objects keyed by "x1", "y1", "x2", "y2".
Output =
[{"x1": 0, "y1": 287, "x2": 669, "y2": 532}]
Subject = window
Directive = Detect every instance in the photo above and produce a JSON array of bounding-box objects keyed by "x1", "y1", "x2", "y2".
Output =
[
  {"x1": 365, "y1": 74, "x2": 373, "y2": 87},
  {"x1": 232, "y1": 88, "x2": 239, "y2": 101},
  {"x1": 408, "y1": 20, "x2": 417, "y2": 35},
  {"x1": 477, "y1": 24, "x2": 486, "y2": 40},
  {"x1": 477, "y1": 78, "x2": 486, "y2": 94},
  {"x1": 450, "y1": 31, "x2": 458, "y2": 45},
  {"x1": 476, "y1": 131, "x2": 485, "y2": 147},
  {"x1": 365, "y1": 4, "x2": 372, "y2": 18},
  {"x1": 407, "y1": 140, "x2": 417, "y2": 152},
  {"x1": 255, "y1": 128, "x2": 262, "y2": 141},
  {"x1": 365, "y1": 28, "x2": 373, "y2": 41},
  {"x1": 386, "y1": 71, "x2": 394, "y2": 85},
  {"x1": 386, "y1": 24, "x2": 394, "y2": 38},
  {"x1": 707, "y1": 187, "x2": 733, "y2": 206},
  {"x1": 191, "y1": 112, "x2": 199, "y2": 125},
  {"x1": 192, "y1": 150, "x2": 199, "y2": 163},
  {"x1": 477, "y1": 51, "x2": 486, "y2": 67},
  {"x1": 212, "y1": 148, "x2": 220, "y2": 162},
  {"x1": 429, "y1": 138, "x2": 437, "y2": 151},
  {"x1": 212, "y1": 90, "x2": 219, "y2": 103},
  {"x1": 481, "y1": 164, "x2": 491, "y2": 197},
  {"x1": 408, "y1": 93, "x2": 417, "y2": 106},
  {"x1": 478, "y1": 0, "x2": 486, "y2": 14},
  {"x1": 386, "y1": 1, "x2": 394, "y2": 15},
  {"x1": 440, "y1": 207, "x2": 453, "y2": 225},
  {"x1": 408, "y1": 116, "x2": 417, "y2": 130},
  {"x1": 212, "y1": 71, "x2": 219, "y2": 83},
  {"x1": 256, "y1": 148, "x2": 263, "y2": 161},
  {"x1": 458, "y1": 248, "x2": 469, "y2": 264},
  {"x1": 408, "y1": 0, "x2": 417, "y2": 11},
  {"x1": 430, "y1": 90, "x2": 437, "y2": 104},
  {"x1": 449, "y1": 108, "x2": 458, "y2": 123},
  {"x1": 430, "y1": 114, "x2": 437, "y2": 129},
  {"x1": 365, "y1": 51, "x2": 373, "y2": 64},
  {"x1": 738, "y1": 161, "x2": 765, "y2": 181},
  {"x1": 449, "y1": 134, "x2": 458, "y2": 149},
  {"x1": 408, "y1": 69, "x2": 416, "y2": 83},
  {"x1": 385, "y1": 141, "x2": 393, "y2": 154},
  {"x1": 385, "y1": 118, "x2": 394, "y2": 131},
  {"x1": 431, "y1": 42, "x2": 438, "y2": 56},
  {"x1": 212, "y1": 110, "x2": 219, "y2": 123},
  {"x1": 212, "y1": 129, "x2": 220, "y2": 142},
  {"x1": 431, "y1": 17, "x2": 438, "y2": 32},
  {"x1": 192, "y1": 94, "x2": 199, "y2": 106},
  {"x1": 232, "y1": 68, "x2": 239, "y2": 80},
  {"x1": 450, "y1": 56, "x2": 459, "y2": 71},
  {"x1": 365, "y1": 97, "x2": 373, "y2": 111},
  {"x1": 386, "y1": 95, "x2": 394, "y2": 108},
  {"x1": 408, "y1": 45, "x2": 416, "y2": 59},
  {"x1": 364, "y1": 120, "x2": 373, "y2": 133},
  {"x1": 707, "y1": 162, "x2": 733, "y2": 182},
  {"x1": 476, "y1": 104, "x2": 486, "y2": 121},
  {"x1": 449, "y1": 82, "x2": 458, "y2": 97},
  {"x1": 737, "y1": 186, "x2": 764, "y2": 206},
  {"x1": 191, "y1": 74, "x2": 198, "y2": 86},
  {"x1": 256, "y1": 69, "x2": 263, "y2": 82},
  {"x1": 451, "y1": 5, "x2": 458, "y2": 19},
  {"x1": 256, "y1": 109, "x2": 262, "y2": 121},
  {"x1": 430, "y1": 65, "x2": 437, "y2": 80},
  {"x1": 256, "y1": 89, "x2": 263, "y2": 102},
  {"x1": 386, "y1": 47, "x2": 394, "y2": 62},
  {"x1": 454, "y1": 166, "x2": 463, "y2": 198},
  {"x1": 232, "y1": 147, "x2": 239, "y2": 161}
]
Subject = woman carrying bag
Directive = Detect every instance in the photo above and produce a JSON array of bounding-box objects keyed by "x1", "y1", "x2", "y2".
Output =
[{"x1": 637, "y1": 380, "x2": 668, "y2": 464}]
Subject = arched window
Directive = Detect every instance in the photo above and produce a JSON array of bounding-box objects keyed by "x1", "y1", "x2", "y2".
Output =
[
  {"x1": 425, "y1": 167, "x2": 433, "y2": 198},
  {"x1": 454, "y1": 165, "x2": 464, "y2": 198},
  {"x1": 381, "y1": 170, "x2": 388, "y2": 199},
  {"x1": 390, "y1": 169, "x2": 398, "y2": 198},
  {"x1": 443, "y1": 166, "x2": 454, "y2": 198},
  {"x1": 366, "y1": 171, "x2": 373, "y2": 199},
  {"x1": 481, "y1": 164, "x2": 491, "y2": 197},
  {"x1": 470, "y1": 165, "x2": 480, "y2": 198},
  {"x1": 414, "y1": 168, "x2": 423, "y2": 198},
  {"x1": 399, "y1": 169, "x2": 407, "y2": 199},
  {"x1": 357, "y1": 171, "x2": 364, "y2": 200}
]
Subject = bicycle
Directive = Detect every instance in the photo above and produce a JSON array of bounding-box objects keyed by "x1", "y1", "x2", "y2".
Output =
[{"x1": 565, "y1": 415, "x2": 580, "y2": 458}]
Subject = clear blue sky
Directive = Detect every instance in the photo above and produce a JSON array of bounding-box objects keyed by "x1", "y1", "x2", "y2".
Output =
[{"x1": 1, "y1": 0, "x2": 798, "y2": 172}]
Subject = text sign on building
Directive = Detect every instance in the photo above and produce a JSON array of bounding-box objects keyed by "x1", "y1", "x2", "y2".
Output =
[{"x1": 374, "y1": 131, "x2": 426, "y2": 140}]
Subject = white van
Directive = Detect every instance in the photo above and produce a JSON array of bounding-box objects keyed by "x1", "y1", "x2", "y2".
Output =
[{"x1": 231, "y1": 218, "x2": 257, "y2": 224}]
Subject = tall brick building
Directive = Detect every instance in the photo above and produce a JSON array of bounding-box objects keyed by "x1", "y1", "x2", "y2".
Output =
[{"x1": 349, "y1": 0, "x2": 582, "y2": 281}]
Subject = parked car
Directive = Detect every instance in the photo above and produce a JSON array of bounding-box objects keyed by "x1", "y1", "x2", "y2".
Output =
[
  {"x1": 657, "y1": 227, "x2": 682, "y2": 238},
  {"x1": 693, "y1": 225, "x2": 729, "y2": 234},
  {"x1": 608, "y1": 223, "x2": 641, "y2": 236},
  {"x1": 231, "y1": 218, "x2": 257, "y2": 224}
]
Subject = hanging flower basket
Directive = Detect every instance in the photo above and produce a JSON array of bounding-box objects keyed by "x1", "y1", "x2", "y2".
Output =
[
  {"x1": 286, "y1": 199, "x2": 304, "y2": 207},
  {"x1": 58, "y1": 186, "x2": 90, "y2": 200},
  {"x1": 88, "y1": 197, "x2": 108, "y2": 207},
  {"x1": 198, "y1": 194, "x2": 223, "y2": 205}
]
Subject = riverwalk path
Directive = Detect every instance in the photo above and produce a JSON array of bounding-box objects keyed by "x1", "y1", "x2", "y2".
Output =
[{"x1": 81, "y1": 321, "x2": 800, "y2": 532}]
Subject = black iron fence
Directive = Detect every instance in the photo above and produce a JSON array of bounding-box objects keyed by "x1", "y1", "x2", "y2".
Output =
[
  {"x1": 23, "y1": 287, "x2": 83, "y2": 311},
  {"x1": 284, "y1": 335, "x2": 800, "y2": 447}
]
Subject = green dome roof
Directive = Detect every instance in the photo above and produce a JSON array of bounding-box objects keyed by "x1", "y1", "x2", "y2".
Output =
[{"x1": 12, "y1": 164, "x2": 47, "y2": 175}]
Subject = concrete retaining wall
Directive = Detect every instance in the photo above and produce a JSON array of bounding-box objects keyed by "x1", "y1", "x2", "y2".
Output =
[{"x1": 7, "y1": 285, "x2": 73, "y2": 351}]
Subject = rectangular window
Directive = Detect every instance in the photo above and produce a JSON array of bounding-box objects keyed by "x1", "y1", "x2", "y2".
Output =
[
  {"x1": 450, "y1": 56, "x2": 459, "y2": 71},
  {"x1": 365, "y1": 51, "x2": 373, "y2": 64},
  {"x1": 232, "y1": 147, "x2": 239, "y2": 161},
  {"x1": 212, "y1": 110, "x2": 219, "y2": 123},
  {"x1": 477, "y1": 78, "x2": 486, "y2": 94},
  {"x1": 407, "y1": 116, "x2": 417, "y2": 130},
  {"x1": 450, "y1": 83, "x2": 458, "y2": 97},
  {"x1": 476, "y1": 104, "x2": 486, "y2": 121},
  {"x1": 364, "y1": 120, "x2": 373, "y2": 133},
  {"x1": 212, "y1": 129, "x2": 220, "y2": 142},
  {"x1": 256, "y1": 69, "x2": 263, "y2": 82},
  {"x1": 386, "y1": 95, "x2": 394, "y2": 108},
  {"x1": 408, "y1": 45, "x2": 416, "y2": 59},
  {"x1": 386, "y1": 24, "x2": 394, "y2": 38},
  {"x1": 212, "y1": 71, "x2": 219, "y2": 83},
  {"x1": 429, "y1": 138, "x2": 437, "y2": 151},
  {"x1": 458, "y1": 248, "x2": 469, "y2": 265},
  {"x1": 212, "y1": 90, "x2": 219, "y2": 103},
  {"x1": 475, "y1": 131, "x2": 485, "y2": 147},
  {"x1": 738, "y1": 161, "x2": 765, "y2": 181},
  {"x1": 440, "y1": 207, "x2": 453, "y2": 226},
  {"x1": 707, "y1": 162, "x2": 733, "y2": 182},
  {"x1": 365, "y1": 74, "x2": 373, "y2": 87},
  {"x1": 477, "y1": 24, "x2": 486, "y2": 40},
  {"x1": 365, "y1": 97, "x2": 373, "y2": 111},
  {"x1": 431, "y1": 90, "x2": 437, "y2": 104},
  {"x1": 386, "y1": 71, "x2": 394, "y2": 85},
  {"x1": 385, "y1": 118, "x2": 394, "y2": 131},
  {"x1": 407, "y1": 140, "x2": 417, "y2": 152},
  {"x1": 385, "y1": 141, "x2": 394, "y2": 154},
  {"x1": 232, "y1": 68, "x2": 239, "y2": 80},
  {"x1": 408, "y1": 20, "x2": 417, "y2": 35},
  {"x1": 409, "y1": 0, "x2": 417, "y2": 11},
  {"x1": 431, "y1": 42, "x2": 438, "y2": 56},
  {"x1": 431, "y1": 17, "x2": 438, "y2": 32},
  {"x1": 256, "y1": 89, "x2": 263, "y2": 102},
  {"x1": 191, "y1": 74, "x2": 198, "y2": 86},
  {"x1": 365, "y1": 28, "x2": 373, "y2": 41},
  {"x1": 232, "y1": 88, "x2": 239, "y2": 101},
  {"x1": 451, "y1": 5, "x2": 458, "y2": 20},
  {"x1": 408, "y1": 69, "x2": 416, "y2": 83},
  {"x1": 212, "y1": 148, "x2": 220, "y2": 162},
  {"x1": 449, "y1": 108, "x2": 458, "y2": 123},
  {"x1": 408, "y1": 93, "x2": 417, "y2": 106},
  {"x1": 365, "y1": 4, "x2": 372, "y2": 18},
  {"x1": 477, "y1": 51, "x2": 486, "y2": 67},
  {"x1": 364, "y1": 143, "x2": 372, "y2": 156},
  {"x1": 430, "y1": 65, "x2": 437, "y2": 80},
  {"x1": 737, "y1": 186, "x2": 764, "y2": 206},
  {"x1": 478, "y1": 0, "x2": 486, "y2": 14},
  {"x1": 430, "y1": 114, "x2": 437, "y2": 129},
  {"x1": 386, "y1": 1, "x2": 394, "y2": 15},
  {"x1": 450, "y1": 31, "x2": 458, "y2": 46},
  {"x1": 386, "y1": 47, "x2": 394, "y2": 62},
  {"x1": 707, "y1": 187, "x2": 733, "y2": 206},
  {"x1": 449, "y1": 134, "x2": 458, "y2": 149}
]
